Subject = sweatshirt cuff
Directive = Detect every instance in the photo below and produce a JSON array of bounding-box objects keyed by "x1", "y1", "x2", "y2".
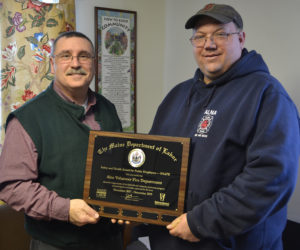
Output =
[
  {"x1": 51, "y1": 197, "x2": 70, "y2": 221},
  {"x1": 187, "y1": 210, "x2": 202, "y2": 239}
]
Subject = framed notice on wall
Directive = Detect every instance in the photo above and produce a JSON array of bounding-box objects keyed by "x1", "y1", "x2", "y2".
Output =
[{"x1": 95, "y1": 7, "x2": 137, "y2": 132}]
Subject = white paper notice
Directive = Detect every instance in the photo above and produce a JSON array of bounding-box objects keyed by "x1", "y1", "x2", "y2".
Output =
[{"x1": 101, "y1": 16, "x2": 131, "y2": 128}]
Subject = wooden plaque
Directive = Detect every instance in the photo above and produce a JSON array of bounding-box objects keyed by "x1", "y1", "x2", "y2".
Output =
[{"x1": 83, "y1": 131, "x2": 190, "y2": 225}]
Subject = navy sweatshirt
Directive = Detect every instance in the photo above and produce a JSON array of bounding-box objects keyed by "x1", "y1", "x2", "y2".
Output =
[{"x1": 148, "y1": 49, "x2": 300, "y2": 249}]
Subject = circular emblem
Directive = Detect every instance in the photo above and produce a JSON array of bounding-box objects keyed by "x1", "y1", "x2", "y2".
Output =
[{"x1": 128, "y1": 148, "x2": 145, "y2": 168}]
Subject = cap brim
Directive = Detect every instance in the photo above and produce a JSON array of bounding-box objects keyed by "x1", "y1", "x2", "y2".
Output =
[{"x1": 185, "y1": 13, "x2": 232, "y2": 29}]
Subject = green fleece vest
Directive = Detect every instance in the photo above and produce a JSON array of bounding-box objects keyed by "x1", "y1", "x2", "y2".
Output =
[{"x1": 8, "y1": 82, "x2": 122, "y2": 248}]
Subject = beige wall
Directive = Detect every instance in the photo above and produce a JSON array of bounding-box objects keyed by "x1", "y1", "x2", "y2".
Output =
[
  {"x1": 75, "y1": 0, "x2": 165, "y2": 133},
  {"x1": 164, "y1": 0, "x2": 300, "y2": 222},
  {"x1": 76, "y1": 0, "x2": 300, "y2": 222}
]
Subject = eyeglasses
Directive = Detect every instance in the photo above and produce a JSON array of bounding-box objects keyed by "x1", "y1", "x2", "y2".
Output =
[
  {"x1": 189, "y1": 31, "x2": 240, "y2": 48},
  {"x1": 53, "y1": 52, "x2": 95, "y2": 64}
]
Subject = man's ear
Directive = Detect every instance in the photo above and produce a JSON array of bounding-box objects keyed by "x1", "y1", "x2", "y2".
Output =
[
  {"x1": 50, "y1": 56, "x2": 55, "y2": 74},
  {"x1": 239, "y1": 31, "x2": 246, "y2": 49}
]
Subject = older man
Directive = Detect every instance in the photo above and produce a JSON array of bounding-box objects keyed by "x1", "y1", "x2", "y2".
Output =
[
  {"x1": 0, "y1": 31, "x2": 123, "y2": 250},
  {"x1": 147, "y1": 3, "x2": 300, "y2": 250}
]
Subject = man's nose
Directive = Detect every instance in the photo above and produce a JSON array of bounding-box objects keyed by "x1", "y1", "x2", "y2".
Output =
[
  {"x1": 204, "y1": 36, "x2": 217, "y2": 48},
  {"x1": 70, "y1": 56, "x2": 81, "y2": 67}
]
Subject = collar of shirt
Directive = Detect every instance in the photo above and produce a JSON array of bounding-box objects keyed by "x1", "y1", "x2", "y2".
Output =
[{"x1": 52, "y1": 82, "x2": 97, "y2": 113}]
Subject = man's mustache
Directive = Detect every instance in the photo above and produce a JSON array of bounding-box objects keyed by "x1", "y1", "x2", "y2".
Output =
[{"x1": 66, "y1": 69, "x2": 87, "y2": 75}]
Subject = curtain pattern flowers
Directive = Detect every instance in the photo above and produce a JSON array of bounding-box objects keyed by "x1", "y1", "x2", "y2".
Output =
[{"x1": 0, "y1": 0, "x2": 75, "y2": 153}]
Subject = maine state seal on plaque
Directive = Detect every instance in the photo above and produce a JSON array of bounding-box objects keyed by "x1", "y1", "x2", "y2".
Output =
[{"x1": 128, "y1": 148, "x2": 146, "y2": 168}]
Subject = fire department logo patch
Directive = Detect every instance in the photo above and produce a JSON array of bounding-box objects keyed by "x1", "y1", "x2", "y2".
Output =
[
  {"x1": 197, "y1": 115, "x2": 213, "y2": 134},
  {"x1": 195, "y1": 109, "x2": 217, "y2": 138}
]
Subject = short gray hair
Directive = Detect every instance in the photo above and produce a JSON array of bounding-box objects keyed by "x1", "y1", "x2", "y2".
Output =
[{"x1": 51, "y1": 31, "x2": 95, "y2": 56}]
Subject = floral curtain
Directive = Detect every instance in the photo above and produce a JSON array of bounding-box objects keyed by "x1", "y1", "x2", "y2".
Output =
[{"x1": 0, "y1": 0, "x2": 76, "y2": 155}]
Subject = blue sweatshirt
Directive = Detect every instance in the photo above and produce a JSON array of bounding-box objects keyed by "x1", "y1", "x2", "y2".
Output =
[{"x1": 148, "y1": 49, "x2": 300, "y2": 249}]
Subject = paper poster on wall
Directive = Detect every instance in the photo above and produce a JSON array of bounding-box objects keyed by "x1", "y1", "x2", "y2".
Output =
[{"x1": 95, "y1": 7, "x2": 137, "y2": 132}]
